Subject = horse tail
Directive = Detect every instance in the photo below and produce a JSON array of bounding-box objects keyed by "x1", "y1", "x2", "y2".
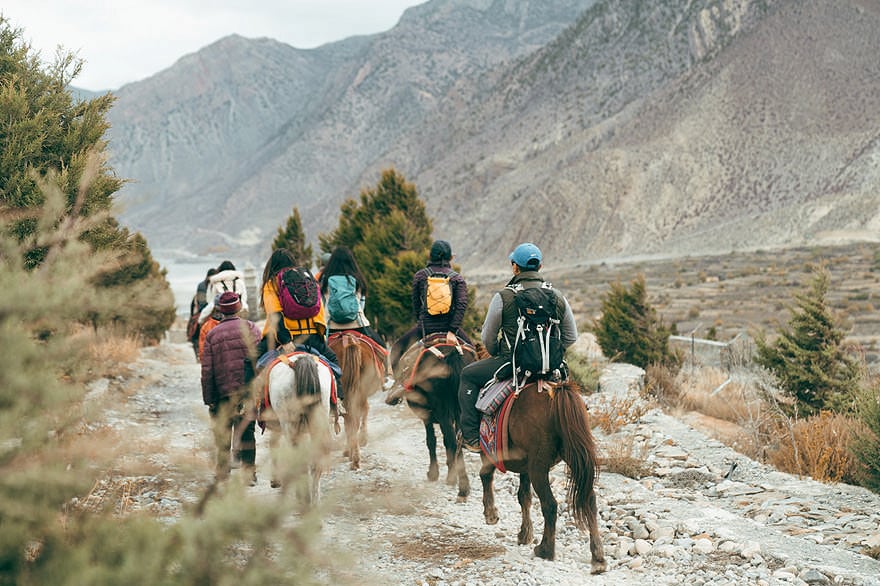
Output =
[
  {"x1": 294, "y1": 355, "x2": 321, "y2": 399},
  {"x1": 340, "y1": 341, "x2": 362, "y2": 398},
  {"x1": 554, "y1": 383, "x2": 600, "y2": 531}
]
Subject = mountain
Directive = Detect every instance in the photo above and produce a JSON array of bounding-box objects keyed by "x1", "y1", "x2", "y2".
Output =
[
  {"x1": 106, "y1": 0, "x2": 596, "y2": 260},
  {"x1": 106, "y1": 0, "x2": 880, "y2": 272}
]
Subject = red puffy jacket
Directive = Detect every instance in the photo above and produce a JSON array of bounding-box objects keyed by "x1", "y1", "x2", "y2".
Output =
[{"x1": 201, "y1": 317, "x2": 261, "y2": 405}]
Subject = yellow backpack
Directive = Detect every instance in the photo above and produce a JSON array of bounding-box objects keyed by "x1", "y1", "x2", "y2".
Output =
[{"x1": 425, "y1": 270, "x2": 456, "y2": 316}]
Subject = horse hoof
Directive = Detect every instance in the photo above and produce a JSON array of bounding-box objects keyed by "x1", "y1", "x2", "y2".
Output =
[
  {"x1": 484, "y1": 513, "x2": 499, "y2": 525},
  {"x1": 534, "y1": 544, "x2": 554, "y2": 560},
  {"x1": 517, "y1": 530, "x2": 533, "y2": 545},
  {"x1": 591, "y1": 560, "x2": 607, "y2": 574},
  {"x1": 456, "y1": 494, "x2": 468, "y2": 503},
  {"x1": 270, "y1": 479, "x2": 282, "y2": 489}
]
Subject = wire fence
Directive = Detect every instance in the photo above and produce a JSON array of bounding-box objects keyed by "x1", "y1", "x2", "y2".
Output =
[{"x1": 668, "y1": 332, "x2": 755, "y2": 372}]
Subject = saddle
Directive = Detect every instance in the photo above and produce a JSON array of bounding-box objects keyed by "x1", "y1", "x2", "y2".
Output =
[
  {"x1": 328, "y1": 330, "x2": 389, "y2": 381},
  {"x1": 258, "y1": 351, "x2": 338, "y2": 415},
  {"x1": 396, "y1": 332, "x2": 477, "y2": 392},
  {"x1": 479, "y1": 379, "x2": 561, "y2": 472}
]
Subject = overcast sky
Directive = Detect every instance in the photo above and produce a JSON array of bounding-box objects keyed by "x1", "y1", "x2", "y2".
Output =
[{"x1": 2, "y1": 1, "x2": 426, "y2": 91}]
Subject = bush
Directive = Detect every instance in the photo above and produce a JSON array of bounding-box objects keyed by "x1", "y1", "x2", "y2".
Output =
[
  {"x1": 767, "y1": 411, "x2": 858, "y2": 483},
  {"x1": 850, "y1": 380, "x2": 880, "y2": 493},
  {"x1": 755, "y1": 267, "x2": 861, "y2": 416},
  {"x1": 593, "y1": 274, "x2": 681, "y2": 369}
]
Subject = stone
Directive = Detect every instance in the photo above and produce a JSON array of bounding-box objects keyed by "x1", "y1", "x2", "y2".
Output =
[{"x1": 693, "y1": 538, "x2": 715, "y2": 554}]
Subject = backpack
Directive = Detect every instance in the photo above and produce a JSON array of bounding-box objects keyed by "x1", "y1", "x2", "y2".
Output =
[
  {"x1": 276, "y1": 267, "x2": 321, "y2": 320},
  {"x1": 425, "y1": 270, "x2": 456, "y2": 316},
  {"x1": 326, "y1": 274, "x2": 360, "y2": 323},
  {"x1": 508, "y1": 284, "x2": 565, "y2": 384}
]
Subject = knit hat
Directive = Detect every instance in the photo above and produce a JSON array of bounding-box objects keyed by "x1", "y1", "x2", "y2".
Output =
[
  {"x1": 217, "y1": 291, "x2": 242, "y2": 315},
  {"x1": 430, "y1": 240, "x2": 453, "y2": 262},
  {"x1": 509, "y1": 242, "x2": 542, "y2": 269}
]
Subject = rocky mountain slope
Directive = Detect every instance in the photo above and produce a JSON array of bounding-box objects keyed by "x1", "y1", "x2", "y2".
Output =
[
  {"x1": 106, "y1": 0, "x2": 595, "y2": 259},
  {"x1": 105, "y1": 0, "x2": 880, "y2": 271}
]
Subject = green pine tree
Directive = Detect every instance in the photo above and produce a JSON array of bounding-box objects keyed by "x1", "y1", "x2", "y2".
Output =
[
  {"x1": 320, "y1": 169, "x2": 435, "y2": 338},
  {"x1": 0, "y1": 17, "x2": 173, "y2": 340},
  {"x1": 593, "y1": 274, "x2": 679, "y2": 368},
  {"x1": 755, "y1": 267, "x2": 861, "y2": 416},
  {"x1": 272, "y1": 206, "x2": 313, "y2": 265}
]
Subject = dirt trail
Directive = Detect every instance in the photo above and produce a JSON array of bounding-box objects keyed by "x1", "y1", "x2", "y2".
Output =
[{"x1": 97, "y1": 340, "x2": 880, "y2": 585}]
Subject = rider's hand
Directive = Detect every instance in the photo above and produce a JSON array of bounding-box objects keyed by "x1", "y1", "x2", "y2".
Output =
[{"x1": 446, "y1": 331, "x2": 458, "y2": 345}]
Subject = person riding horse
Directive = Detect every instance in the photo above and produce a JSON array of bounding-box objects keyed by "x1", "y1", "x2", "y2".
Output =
[
  {"x1": 388, "y1": 239, "x2": 472, "y2": 404},
  {"x1": 457, "y1": 242, "x2": 578, "y2": 452}
]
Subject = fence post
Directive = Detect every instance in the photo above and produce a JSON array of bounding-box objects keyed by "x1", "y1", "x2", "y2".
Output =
[{"x1": 243, "y1": 263, "x2": 261, "y2": 321}]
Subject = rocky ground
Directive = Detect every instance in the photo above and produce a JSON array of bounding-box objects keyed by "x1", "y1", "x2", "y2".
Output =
[{"x1": 89, "y1": 340, "x2": 880, "y2": 585}]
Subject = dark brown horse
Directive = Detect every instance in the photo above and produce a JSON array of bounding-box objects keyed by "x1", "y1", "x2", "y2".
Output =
[
  {"x1": 397, "y1": 334, "x2": 478, "y2": 499},
  {"x1": 328, "y1": 331, "x2": 386, "y2": 470},
  {"x1": 478, "y1": 380, "x2": 606, "y2": 573}
]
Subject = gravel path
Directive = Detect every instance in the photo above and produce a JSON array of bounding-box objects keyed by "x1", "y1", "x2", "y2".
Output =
[{"x1": 94, "y1": 341, "x2": 880, "y2": 585}]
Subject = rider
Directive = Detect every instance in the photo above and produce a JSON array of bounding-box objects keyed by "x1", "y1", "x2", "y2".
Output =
[
  {"x1": 188, "y1": 267, "x2": 217, "y2": 359},
  {"x1": 199, "y1": 260, "x2": 249, "y2": 323},
  {"x1": 201, "y1": 291, "x2": 262, "y2": 484},
  {"x1": 457, "y1": 242, "x2": 578, "y2": 452},
  {"x1": 319, "y1": 246, "x2": 394, "y2": 389},
  {"x1": 387, "y1": 239, "x2": 472, "y2": 404},
  {"x1": 256, "y1": 248, "x2": 340, "y2": 381}
]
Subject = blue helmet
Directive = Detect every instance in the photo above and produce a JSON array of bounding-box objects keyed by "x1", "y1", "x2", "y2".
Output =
[{"x1": 509, "y1": 242, "x2": 542, "y2": 269}]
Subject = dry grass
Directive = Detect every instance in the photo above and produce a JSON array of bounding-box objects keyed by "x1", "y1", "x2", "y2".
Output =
[
  {"x1": 675, "y1": 367, "x2": 764, "y2": 424},
  {"x1": 600, "y1": 432, "x2": 653, "y2": 479},
  {"x1": 767, "y1": 412, "x2": 860, "y2": 483},
  {"x1": 589, "y1": 393, "x2": 651, "y2": 435},
  {"x1": 69, "y1": 325, "x2": 143, "y2": 378}
]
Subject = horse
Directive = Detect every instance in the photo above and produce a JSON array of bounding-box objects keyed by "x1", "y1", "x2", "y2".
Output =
[
  {"x1": 262, "y1": 351, "x2": 334, "y2": 504},
  {"x1": 395, "y1": 333, "x2": 478, "y2": 499},
  {"x1": 328, "y1": 331, "x2": 387, "y2": 470},
  {"x1": 476, "y1": 379, "x2": 606, "y2": 573}
]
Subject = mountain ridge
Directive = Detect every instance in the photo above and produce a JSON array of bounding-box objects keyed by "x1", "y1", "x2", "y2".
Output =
[{"x1": 105, "y1": 0, "x2": 880, "y2": 272}]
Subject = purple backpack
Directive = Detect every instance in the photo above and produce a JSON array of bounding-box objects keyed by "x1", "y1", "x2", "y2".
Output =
[{"x1": 276, "y1": 267, "x2": 321, "y2": 319}]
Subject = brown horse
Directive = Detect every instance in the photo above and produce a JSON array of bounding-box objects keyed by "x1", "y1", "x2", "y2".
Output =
[
  {"x1": 396, "y1": 334, "x2": 478, "y2": 499},
  {"x1": 328, "y1": 331, "x2": 386, "y2": 470},
  {"x1": 478, "y1": 380, "x2": 606, "y2": 573}
]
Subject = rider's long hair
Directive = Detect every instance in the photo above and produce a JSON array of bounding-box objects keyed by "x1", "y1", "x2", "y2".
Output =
[
  {"x1": 320, "y1": 246, "x2": 367, "y2": 295},
  {"x1": 260, "y1": 248, "x2": 297, "y2": 310}
]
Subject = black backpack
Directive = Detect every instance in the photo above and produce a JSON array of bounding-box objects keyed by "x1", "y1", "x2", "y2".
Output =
[{"x1": 507, "y1": 284, "x2": 565, "y2": 385}]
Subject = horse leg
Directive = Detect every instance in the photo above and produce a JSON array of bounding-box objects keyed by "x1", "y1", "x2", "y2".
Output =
[
  {"x1": 359, "y1": 400, "x2": 369, "y2": 447},
  {"x1": 453, "y1": 445, "x2": 470, "y2": 501},
  {"x1": 479, "y1": 457, "x2": 499, "y2": 525},
  {"x1": 587, "y1": 485, "x2": 607, "y2": 573},
  {"x1": 530, "y1": 468, "x2": 558, "y2": 560},
  {"x1": 343, "y1": 411, "x2": 360, "y2": 470},
  {"x1": 424, "y1": 421, "x2": 439, "y2": 482},
  {"x1": 517, "y1": 472, "x2": 534, "y2": 546},
  {"x1": 438, "y1": 418, "x2": 456, "y2": 485},
  {"x1": 269, "y1": 428, "x2": 282, "y2": 489},
  {"x1": 439, "y1": 419, "x2": 469, "y2": 498}
]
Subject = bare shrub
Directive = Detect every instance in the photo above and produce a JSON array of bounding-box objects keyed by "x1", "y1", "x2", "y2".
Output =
[
  {"x1": 767, "y1": 412, "x2": 859, "y2": 483},
  {"x1": 645, "y1": 363, "x2": 680, "y2": 406},
  {"x1": 589, "y1": 394, "x2": 651, "y2": 435},
  {"x1": 600, "y1": 433, "x2": 652, "y2": 479}
]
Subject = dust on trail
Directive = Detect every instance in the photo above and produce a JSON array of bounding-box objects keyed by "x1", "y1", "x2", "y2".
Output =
[{"x1": 94, "y1": 340, "x2": 880, "y2": 586}]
